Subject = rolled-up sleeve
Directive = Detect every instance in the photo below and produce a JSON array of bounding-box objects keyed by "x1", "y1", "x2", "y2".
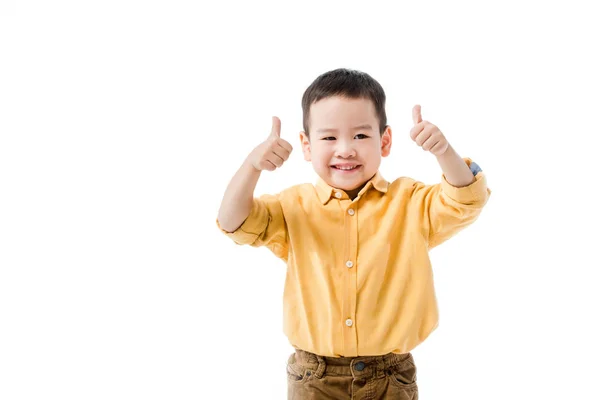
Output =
[
  {"x1": 411, "y1": 158, "x2": 492, "y2": 249},
  {"x1": 439, "y1": 160, "x2": 490, "y2": 206},
  {"x1": 216, "y1": 193, "x2": 288, "y2": 260}
]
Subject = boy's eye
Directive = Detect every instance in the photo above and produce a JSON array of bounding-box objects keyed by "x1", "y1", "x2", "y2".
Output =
[{"x1": 321, "y1": 134, "x2": 369, "y2": 140}]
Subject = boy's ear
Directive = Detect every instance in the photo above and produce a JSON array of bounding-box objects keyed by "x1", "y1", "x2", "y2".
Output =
[
  {"x1": 381, "y1": 126, "x2": 392, "y2": 157},
  {"x1": 299, "y1": 131, "x2": 311, "y2": 161}
]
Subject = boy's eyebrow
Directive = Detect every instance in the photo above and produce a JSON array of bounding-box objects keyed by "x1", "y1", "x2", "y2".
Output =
[{"x1": 316, "y1": 124, "x2": 373, "y2": 133}]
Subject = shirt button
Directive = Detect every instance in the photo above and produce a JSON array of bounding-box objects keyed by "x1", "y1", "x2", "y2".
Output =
[
  {"x1": 345, "y1": 318, "x2": 353, "y2": 327},
  {"x1": 334, "y1": 192, "x2": 342, "y2": 198},
  {"x1": 346, "y1": 261, "x2": 354, "y2": 268},
  {"x1": 347, "y1": 208, "x2": 355, "y2": 216}
]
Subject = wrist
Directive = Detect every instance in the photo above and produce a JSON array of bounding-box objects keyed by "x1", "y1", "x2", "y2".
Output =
[
  {"x1": 243, "y1": 155, "x2": 262, "y2": 173},
  {"x1": 435, "y1": 143, "x2": 455, "y2": 160}
]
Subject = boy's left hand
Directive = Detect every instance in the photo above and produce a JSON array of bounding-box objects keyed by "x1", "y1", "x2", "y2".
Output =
[{"x1": 410, "y1": 104, "x2": 449, "y2": 156}]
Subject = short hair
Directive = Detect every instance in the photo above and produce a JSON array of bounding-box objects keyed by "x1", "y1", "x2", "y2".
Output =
[{"x1": 301, "y1": 68, "x2": 387, "y2": 137}]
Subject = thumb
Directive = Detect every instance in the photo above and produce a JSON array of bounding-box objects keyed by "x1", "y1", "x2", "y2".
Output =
[
  {"x1": 270, "y1": 116, "x2": 281, "y2": 138},
  {"x1": 412, "y1": 105, "x2": 422, "y2": 125}
]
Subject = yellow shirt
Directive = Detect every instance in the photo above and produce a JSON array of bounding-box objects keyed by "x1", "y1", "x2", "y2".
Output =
[{"x1": 217, "y1": 158, "x2": 491, "y2": 357}]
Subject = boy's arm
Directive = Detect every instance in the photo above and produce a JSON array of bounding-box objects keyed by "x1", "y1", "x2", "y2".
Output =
[
  {"x1": 434, "y1": 144, "x2": 476, "y2": 188},
  {"x1": 217, "y1": 158, "x2": 261, "y2": 233},
  {"x1": 216, "y1": 117, "x2": 293, "y2": 259},
  {"x1": 409, "y1": 105, "x2": 491, "y2": 248},
  {"x1": 217, "y1": 116, "x2": 292, "y2": 232}
]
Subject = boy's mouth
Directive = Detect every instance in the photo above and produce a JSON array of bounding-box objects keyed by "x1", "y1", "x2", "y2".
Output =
[{"x1": 331, "y1": 164, "x2": 362, "y2": 172}]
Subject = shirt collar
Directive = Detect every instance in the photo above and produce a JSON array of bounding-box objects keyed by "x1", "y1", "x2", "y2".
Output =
[{"x1": 315, "y1": 171, "x2": 389, "y2": 204}]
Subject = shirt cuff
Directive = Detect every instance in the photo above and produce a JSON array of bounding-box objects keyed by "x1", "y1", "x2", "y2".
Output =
[
  {"x1": 440, "y1": 158, "x2": 490, "y2": 204},
  {"x1": 216, "y1": 199, "x2": 269, "y2": 245}
]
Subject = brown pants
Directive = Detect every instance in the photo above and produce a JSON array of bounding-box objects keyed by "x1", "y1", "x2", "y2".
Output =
[{"x1": 287, "y1": 348, "x2": 418, "y2": 399}]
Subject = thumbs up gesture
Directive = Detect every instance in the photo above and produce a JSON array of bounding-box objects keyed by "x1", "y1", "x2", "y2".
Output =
[
  {"x1": 409, "y1": 105, "x2": 449, "y2": 156},
  {"x1": 248, "y1": 116, "x2": 293, "y2": 171}
]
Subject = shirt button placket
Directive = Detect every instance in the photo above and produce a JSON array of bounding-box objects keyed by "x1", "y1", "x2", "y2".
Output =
[{"x1": 343, "y1": 204, "x2": 358, "y2": 356}]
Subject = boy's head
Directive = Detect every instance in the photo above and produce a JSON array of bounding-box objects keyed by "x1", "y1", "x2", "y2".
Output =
[{"x1": 300, "y1": 68, "x2": 392, "y2": 198}]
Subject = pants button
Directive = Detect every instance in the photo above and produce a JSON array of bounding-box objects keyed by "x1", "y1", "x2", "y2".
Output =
[{"x1": 354, "y1": 361, "x2": 366, "y2": 371}]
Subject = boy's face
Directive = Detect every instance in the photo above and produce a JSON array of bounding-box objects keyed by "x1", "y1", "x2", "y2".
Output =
[{"x1": 300, "y1": 96, "x2": 392, "y2": 195}]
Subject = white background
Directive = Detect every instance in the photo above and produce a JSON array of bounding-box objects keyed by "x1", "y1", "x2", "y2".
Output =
[{"x1": 1, "y1": 1, "x2": 599, "y2": 399}]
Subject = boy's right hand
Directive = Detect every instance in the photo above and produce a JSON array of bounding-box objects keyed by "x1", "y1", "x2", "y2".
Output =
[{"x1": 247, "y1": 116, "x2": 293, "y2": 172}]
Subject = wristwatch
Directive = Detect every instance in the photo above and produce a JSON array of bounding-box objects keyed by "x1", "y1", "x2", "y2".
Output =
[{"x1": 470, "y1": 161, "x2": 482, "y2": 176}]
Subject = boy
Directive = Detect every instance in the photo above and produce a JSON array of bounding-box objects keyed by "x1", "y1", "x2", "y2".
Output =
[{"x1": 216, "y1": 68, "x2": 491, "y2": 399}]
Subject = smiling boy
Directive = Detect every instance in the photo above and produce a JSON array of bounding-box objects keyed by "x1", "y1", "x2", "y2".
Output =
[{"x1": 217, "y1": 68, "x2": 491, "y2": 399}]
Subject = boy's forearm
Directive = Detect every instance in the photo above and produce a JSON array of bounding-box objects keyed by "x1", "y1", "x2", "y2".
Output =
[
  {"x1": 435, "y1": 144, "x2": 475, "y2": 187},
  {"x1": 217, "y1": 157, "x2": 262, "y2": 233}
]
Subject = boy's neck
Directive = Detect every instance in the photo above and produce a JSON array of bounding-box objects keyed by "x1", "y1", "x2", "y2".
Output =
[{"x1": 346, "y1": 183, "x2": 366, "y2": 200}]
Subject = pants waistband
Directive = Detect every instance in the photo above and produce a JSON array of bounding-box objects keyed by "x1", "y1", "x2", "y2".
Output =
[{"x1": 292, "y1": 349, "x2": 413, "y2": 379}]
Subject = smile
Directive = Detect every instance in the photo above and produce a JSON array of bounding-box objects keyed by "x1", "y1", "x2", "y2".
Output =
[{"x1": 331, "y1": 165, "x2": 361, "y2": 171}]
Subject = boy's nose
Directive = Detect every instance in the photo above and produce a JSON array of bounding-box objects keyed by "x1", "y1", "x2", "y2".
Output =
[{"x1": 335, "y1": 142, "x2": 356, "y2": 158}]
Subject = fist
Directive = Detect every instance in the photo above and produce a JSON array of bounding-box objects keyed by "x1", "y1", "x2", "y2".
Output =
[
  {"x1": 248, "y1": 116, "x2": 293, "y2": 171},
  {"x1": 410, "y1": 105, "x2": 449, "y2": 156}
]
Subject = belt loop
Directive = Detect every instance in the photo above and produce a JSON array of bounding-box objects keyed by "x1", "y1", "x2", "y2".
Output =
[{"x1": 314, "y1": 354, "x2": 326, "y2": 379}]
